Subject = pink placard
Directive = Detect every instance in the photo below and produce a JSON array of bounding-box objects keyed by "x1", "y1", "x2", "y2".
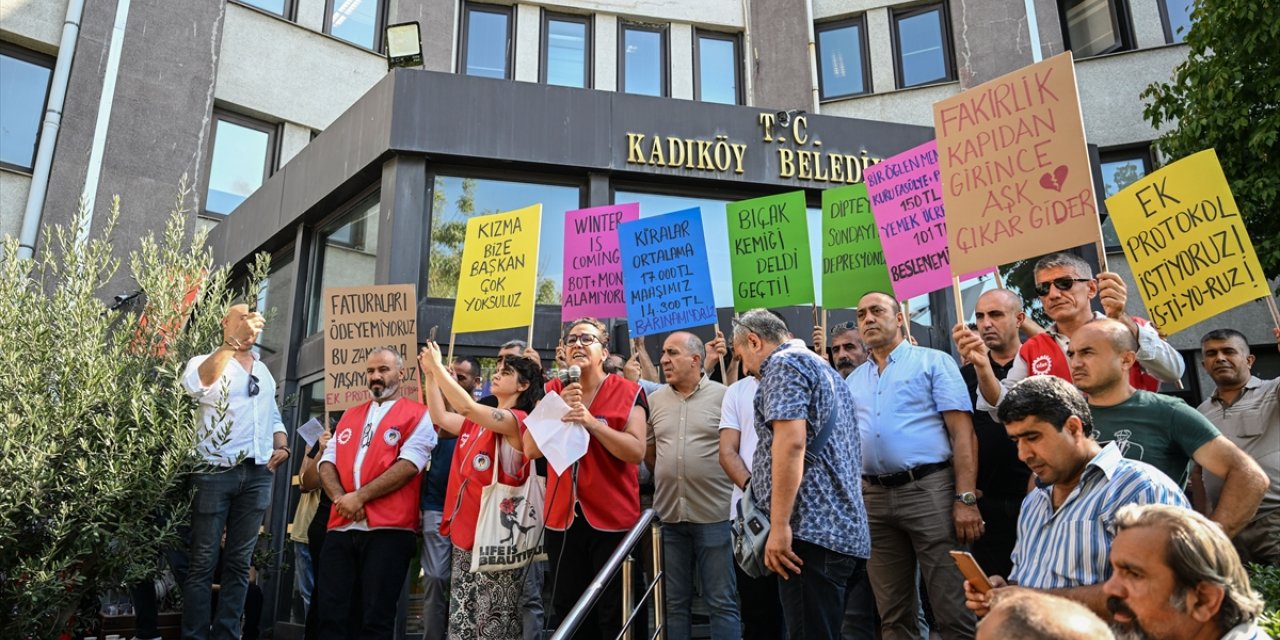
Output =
[
  {"x1": 866, "y1": 140, "x2": 988, "y2": 300},
  {"x1": 562, "y1": 203, "x2": 640, "y2": 321}
]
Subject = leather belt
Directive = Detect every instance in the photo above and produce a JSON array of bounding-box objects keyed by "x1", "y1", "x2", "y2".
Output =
[{"x1": 863, "y1": 459, "x2": 951, "y2": 488}]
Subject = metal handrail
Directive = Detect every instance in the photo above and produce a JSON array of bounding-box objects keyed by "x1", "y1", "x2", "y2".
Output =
[{"x1": 551, "y1": 508, "x2": 665, "y2": 640}]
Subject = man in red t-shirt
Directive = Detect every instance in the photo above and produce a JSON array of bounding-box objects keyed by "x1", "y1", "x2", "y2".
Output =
[{"x1": 315, "y1": 348, "x2": 436, "y2": 640}]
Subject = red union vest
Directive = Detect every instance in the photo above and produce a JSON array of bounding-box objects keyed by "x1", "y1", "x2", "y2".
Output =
[
  {"x1": 440, "y1": 414, "x2": 530, "y2": 551},
  {"x1": 1019, "y1": 316, "x2": 1162, "y2": 391},
  {"x1": 543, "y1": 374, "x2": 642, "y2": 532},
  {"x1": 328, "y1": 398, "x2": 428, "y2": 531}
]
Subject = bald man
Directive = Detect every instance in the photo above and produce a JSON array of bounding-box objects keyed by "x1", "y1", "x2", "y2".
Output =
[
  {"x1": 953, "y1": 289, "x2": 1033, "y2": 579},
  {"x1": 181, "y1": 303, "x2": 289, "y2": 640},
  {"x1": 1070, "y1": 319, "x2": 1267, "y2": 538},
  {"x1": 977, "y1": 592, "x2": 1113, "y2": 640}
]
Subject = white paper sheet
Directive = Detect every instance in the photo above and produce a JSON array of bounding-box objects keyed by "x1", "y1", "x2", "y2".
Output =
[
  {"x1": 297, "y1": 417, "x2": 324, "y2": 447},
  {"x1": 524, "y1": 391, "x2": 590, "y2": 475}
]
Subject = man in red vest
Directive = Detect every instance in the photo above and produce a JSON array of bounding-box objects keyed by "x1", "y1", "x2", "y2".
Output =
[
  {"x1": 957, "y1": 252, "x2": 1185, "y2": 416},
  {"x1": 316, "y1": 348, "x2": 437, "y2": 640}
]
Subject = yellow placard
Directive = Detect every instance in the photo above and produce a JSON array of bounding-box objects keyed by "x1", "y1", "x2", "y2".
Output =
[
  {"x1": 934, "y1": 52, "x2": 1101, "y2": 275},
  {"x1": 1105, "y1": 149, "x2": 1269, "y2": 335},
  {"x1": 452, "y1": 204, "x2": 541, "y2": 333}
]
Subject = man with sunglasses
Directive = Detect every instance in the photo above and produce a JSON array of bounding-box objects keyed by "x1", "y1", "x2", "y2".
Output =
[
  {"x1": 180, "y1": 303, "x2": 288, "y2": 640},
  {"x1": 964, "y1": 253, "x2": 1184, "y2": 416}
]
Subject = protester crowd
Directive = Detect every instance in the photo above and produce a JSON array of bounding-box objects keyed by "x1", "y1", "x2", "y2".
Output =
[{"x1": 161, "y1": 250, "x2": 1278, "y2": 640}]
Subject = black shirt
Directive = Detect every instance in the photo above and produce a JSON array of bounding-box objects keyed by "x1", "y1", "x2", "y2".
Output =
[{"x1": 960, "y1": 356, "x2": 1031, "y2": 499}]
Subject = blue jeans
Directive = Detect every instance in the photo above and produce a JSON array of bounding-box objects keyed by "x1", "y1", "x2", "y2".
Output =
[
  {"x1": 293, "y1": 542, "x2": 314, "y2": 617},
  {"x1": 182, "y1": 463, "x2": 273, "y2": 640},
  {"x1": 662, "y1": 521, "x2": 741, "y2": 640},
  {"x1": 778, "y1": 539, "x2": 861, "y2": 640}
]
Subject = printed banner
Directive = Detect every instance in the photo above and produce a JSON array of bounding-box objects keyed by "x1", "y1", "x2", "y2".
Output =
[
  {"x1": 865, "y1": 140, "x2": 971, "y2": 300},
  {"x1": 324, "y1": 284, "x2": 418, "y2": 411},
  {"x1": 1105, "y1": 149, "x2": 1269, "y2": 335},
  {"x1": 618, "y1": 207, "x2": 717, "y2": 336},
  {"x1": 561, "y1": 203, "x2": 640, "y2": 320},
  {"x1": 725, "y1": 191, "x2": 815, "y2": 311},
  {"x1": 821, "y1": 184, "x2": 892, "y2": 309},
  {"x1": 452, "y1": 204, "x2": 541, "y2": 333},
  {"x1": 934, "y1": 51, "x2": 1100, "y2": 275}
]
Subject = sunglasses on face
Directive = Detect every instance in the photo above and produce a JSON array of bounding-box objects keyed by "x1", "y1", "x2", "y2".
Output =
[
  {"x1": 248, "y1": 374, "x2": 260, "y2": 397},
  {"x1": 1034, "y1": 277, "x2": 1092, "y2": 297},
  {"x1": 563, "y1": 334, "x2": 601, "y2": 347}
]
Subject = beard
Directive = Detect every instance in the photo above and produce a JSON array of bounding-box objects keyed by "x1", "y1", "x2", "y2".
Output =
[{"x1": 1106, "y1": 596, "x2": 1150, "y2": 640}]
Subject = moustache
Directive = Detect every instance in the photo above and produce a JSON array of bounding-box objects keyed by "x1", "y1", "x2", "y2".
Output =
[
  {"x1": 836, "y1": 357, "x2": 855, "y2": 367},
  {"x1": 1106, "y1": 596, "x2": 1134, "y2": 618}
]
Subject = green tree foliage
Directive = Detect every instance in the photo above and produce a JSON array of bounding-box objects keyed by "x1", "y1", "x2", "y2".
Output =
[
  {"x1": 428, "y1": 178, "x2": 560, "y2": 304},
  {"x1": 1142, "y1": 0, "x2": 1280, "y2": 282},
  {"x1": 0, "y1": 190, "x2": 267, "y2": 638}
]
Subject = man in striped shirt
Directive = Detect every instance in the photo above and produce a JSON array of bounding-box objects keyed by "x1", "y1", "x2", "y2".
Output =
[{"x1": 963, "y1": 376, "x2": 1189, "y2": 619}]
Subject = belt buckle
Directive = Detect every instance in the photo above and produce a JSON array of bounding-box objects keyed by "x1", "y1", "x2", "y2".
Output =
[{"x1": 905, "y1": 467, "x2": 918, "y2": 483}]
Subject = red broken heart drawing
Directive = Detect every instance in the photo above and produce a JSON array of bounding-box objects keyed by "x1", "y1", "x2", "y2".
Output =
[{"x1": 1040, "y1": 165, "x2": 1069, "y2": 192}]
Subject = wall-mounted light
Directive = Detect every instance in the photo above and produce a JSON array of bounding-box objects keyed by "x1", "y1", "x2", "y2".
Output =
[{"x1": 385, "y1": 21, "x2": 423, "y2": 70}]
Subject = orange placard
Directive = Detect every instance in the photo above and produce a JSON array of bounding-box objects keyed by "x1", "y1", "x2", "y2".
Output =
[{"x1": 934, "y1": 51, "x2": 1100, "y2": 275}]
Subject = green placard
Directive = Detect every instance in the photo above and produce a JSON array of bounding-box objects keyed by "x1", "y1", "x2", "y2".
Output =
[
  {"x1": 726, "y1": 191, "x2": 815, "y2": 311},
  {"x1": 821, "y1": 184, "x2": 892, "y2": 309}
]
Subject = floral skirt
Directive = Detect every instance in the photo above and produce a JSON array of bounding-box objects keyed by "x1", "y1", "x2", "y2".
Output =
[{"x1": 448, "y1": 545, "x2": 524, "y2": 640}]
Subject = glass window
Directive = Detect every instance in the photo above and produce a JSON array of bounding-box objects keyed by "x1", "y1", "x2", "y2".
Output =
[
  {"x1": 430, "y1": 176, "x2": 581, "y2": 303},
  {"x1": 235, "y1": 0, "x2": 290, "y2": 18},
  {"x1": 1098, "y1": 149, "x2": 1152, "y2": 250},
  {"x1": 254, "y1": 250, "x2": 295, "y2": 359},
  {"x1": 816, "y1": 18, "x2": 869, "y2": 99},
  {"x1": 205, "y1": 111, "x2": 276, "y2": 216},
  {"x1": 543, "y1": 14, "x2": 590, "y2": 88},
  {"x1": 463, "y1": 4, "x2": 513, "y2": 79},
  {"x1": 307, "y1": 192, "x2": 380, "y2": 333},
  {"x1": 1061, "y1": 0, "x2": 1131, "y2": 57},
  {"x1": 326, "y1": 0, "x2": 382, "y2": 50},
  {"x1": 0, "y1": 46, "x2": 54, "y2": 171},
  {"x1": 620, "y1": 24, "x2": 666, "y2": 97},
  {"x1": 892, "y1": 4, "x2": 953, "y2": 88},
  {"x1": 695, "y1": 31, "x2": 740, "y2": 105},
  {"x1": 1160, "y1": 0, "x2": 1194, "y2": 43}
]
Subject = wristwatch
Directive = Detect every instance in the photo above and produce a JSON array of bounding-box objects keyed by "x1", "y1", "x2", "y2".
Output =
[{"x1": 955, "y1": 492, "x2": 978, "y2": 506}]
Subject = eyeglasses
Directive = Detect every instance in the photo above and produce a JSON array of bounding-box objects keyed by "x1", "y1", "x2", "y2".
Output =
[
  {"x1": 563, "y1": 334, "x2": 601, "y2": 347},
  {"x1": 248, "y1": 375, "x2": 260, "y2": 397},
  {"x1": 1034, "y1": 277, "x2": 1093, "y2": 297},
  {"x1": 830, "y1": 321, "x2": 857, "y2": 334}
]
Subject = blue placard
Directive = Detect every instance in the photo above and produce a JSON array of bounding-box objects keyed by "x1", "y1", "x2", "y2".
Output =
[{"x1": 618, "y1": 208, "x2": 718, "y2": 336}]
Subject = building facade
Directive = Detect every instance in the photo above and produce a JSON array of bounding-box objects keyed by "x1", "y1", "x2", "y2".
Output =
[{"x1": 4, "y1": 0, "x2": 1275, "y2": 636}]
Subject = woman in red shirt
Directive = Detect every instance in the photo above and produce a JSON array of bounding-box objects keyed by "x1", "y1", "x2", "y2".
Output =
[
  {"x1": 523, "y1": 318, "x2": 647, "y2": 640},
  {"x1": 419, "y1": 342, "x2": 545, "y2": 640}
]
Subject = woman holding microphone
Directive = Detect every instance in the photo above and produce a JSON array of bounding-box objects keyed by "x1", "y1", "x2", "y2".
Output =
[{"x1": 523, "y1": 317, "x2": 647, "y2": 640}]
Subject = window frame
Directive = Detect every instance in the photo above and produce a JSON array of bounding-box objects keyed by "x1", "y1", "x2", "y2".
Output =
[
  {"x1": 201, "y1": 108, "x2": 280, "y2": 219},
  {"x1": 459, "y1": 2, "x2": 516, "y2": 80},
  {"x1": 0, "y1": 42, "x2": 56, "y2": 174},
  {"x1": 618, "y1": 21, "x2": 669, "y2": 98},
  {"x1": 1058, "y1": 0, "x2": 1135, "y2": 58},
  {"x1": 693, "y1": 29, "x2": 743, "y2": 105},
  {"x1": 1098, "y1": 144, "x2": 1154, "y2": 252},
  {"x1": 540, "y1": 11, "x2": 593, "y2": 88},
  {"x1": 322, "y1": 0, "x2": 387, "y2": 52},
  {"x1": 305, "y1": 185, "x2": 381, "y2": 335},
  {"x1": 889, "y1": 2, "x2": 956, "y2": 90},
  {"x1": 231, "y1": 0, "x2": 295, "y2": 21},
  {"x1": 1156, "y1": 0, "x2": 1193, "y2": 44},
  {"x1": 815, "y1": 15, "x2": 872, "y2": 101}
]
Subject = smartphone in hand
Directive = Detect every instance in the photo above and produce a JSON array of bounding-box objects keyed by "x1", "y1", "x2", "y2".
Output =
[{"x1": 950, "y1": 550, "x2": 993, "y2": 594}]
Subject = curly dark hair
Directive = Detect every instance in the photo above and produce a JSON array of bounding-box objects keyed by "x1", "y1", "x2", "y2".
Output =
[{"x1": 500, "y1": 355, "x2": 546, "y2": 414}]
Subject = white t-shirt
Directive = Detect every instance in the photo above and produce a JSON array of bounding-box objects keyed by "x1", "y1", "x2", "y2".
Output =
[{"x1": 718, "y1": 376, "x2": 760, "y2": 517}]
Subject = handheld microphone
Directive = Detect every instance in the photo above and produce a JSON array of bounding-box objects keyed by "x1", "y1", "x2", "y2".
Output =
[{"x1": 567, "y1": 365, "x2": 581, "y2": 385}]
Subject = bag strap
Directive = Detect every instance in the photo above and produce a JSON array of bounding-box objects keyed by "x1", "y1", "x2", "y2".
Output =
[{"x1": 802, "y1": 375, "x2": 842, "y2": 468}]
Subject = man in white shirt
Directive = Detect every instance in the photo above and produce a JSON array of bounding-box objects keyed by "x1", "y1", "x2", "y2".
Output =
[
  {"x1": 180, "y1": 303, "x2": 289, "y2": 640},
  {"x1": 316, "y1": 348, "x2": 436, "y2": 640}
]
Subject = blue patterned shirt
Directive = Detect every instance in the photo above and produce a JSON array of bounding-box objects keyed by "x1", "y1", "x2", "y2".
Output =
[
  {"x1": 845, "y1": 340, "x2": 972, "y2": 476},
  {"x1": 752, "y1": 341, "x2": 870, "y2": 559},
  {"x1": 1010, "y1": 443, "x2": 1190, "y2": 588}
]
